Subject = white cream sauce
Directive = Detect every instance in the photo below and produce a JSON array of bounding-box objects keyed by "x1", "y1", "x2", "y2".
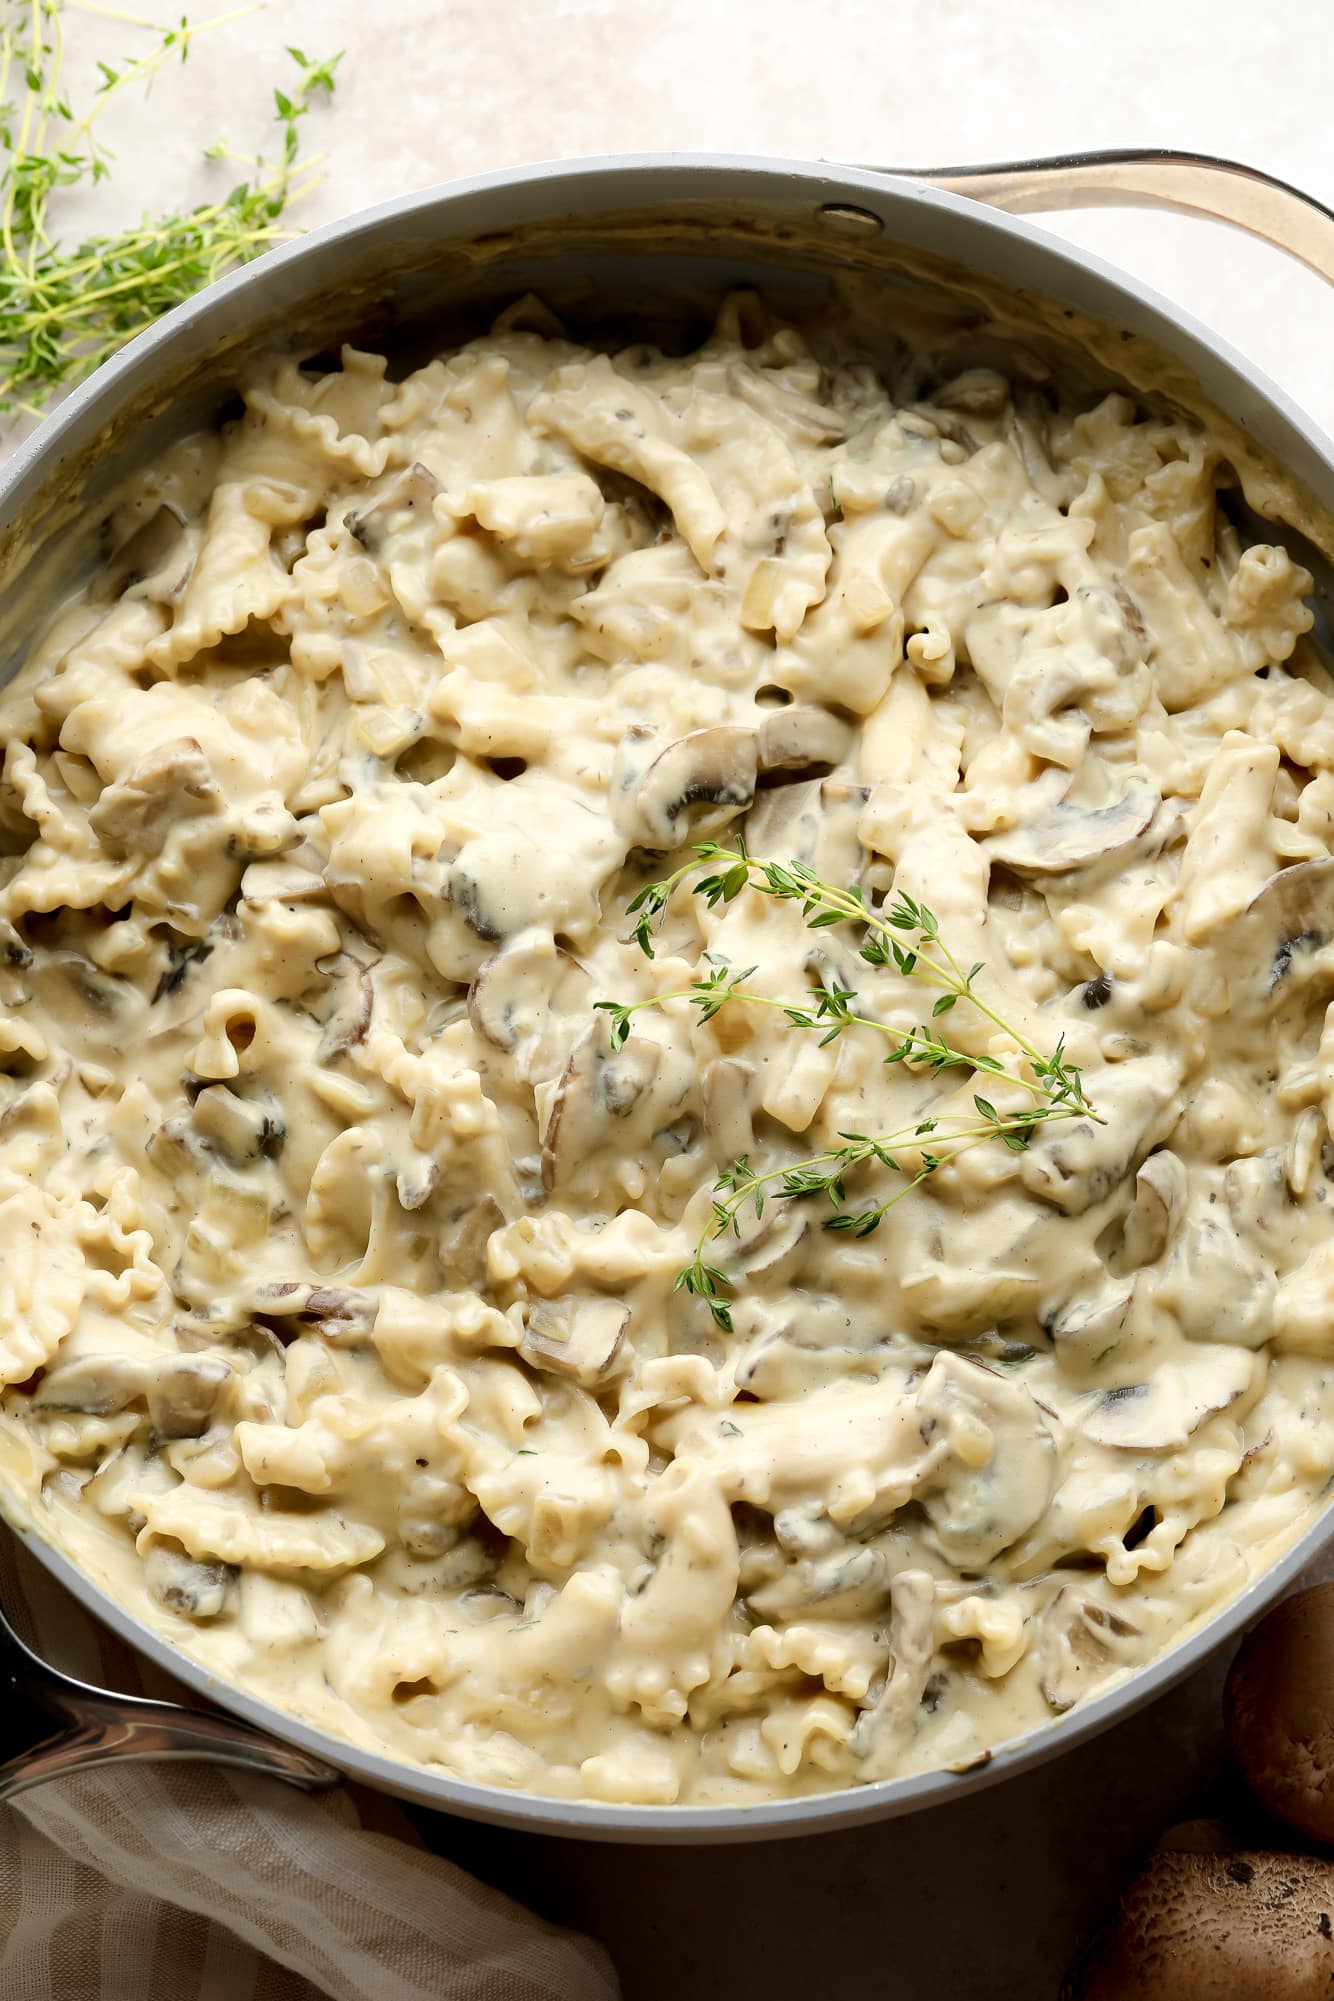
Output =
[{"x1": 0, "y1": 294, "x2": 1332, "y2": 1804}]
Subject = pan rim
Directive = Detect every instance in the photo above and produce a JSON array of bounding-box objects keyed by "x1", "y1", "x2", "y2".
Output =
[{"x1": 3, "y1": 148, "x2": 1332, "y2": 1841}]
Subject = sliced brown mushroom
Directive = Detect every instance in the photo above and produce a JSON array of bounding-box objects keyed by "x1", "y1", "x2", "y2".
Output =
[
  {"x1": 985, "y1": 780, "x2": 1158, "y2": 879},
  {"x1": 756, "y1": 706, "x2": 853, "y2": 776},
  {"x1": 93, "y1": 502, "x2": 190, "y2": 603},
  {"x1": 252, "y1": 1283, "x2": 375, "y2": 1347},
  {"x1": 394, "y1": 1151, "x2": 439, "y2": 1212},
  {"x1": 620, "y1": 727, "x2": 757, "y2": 850},
  {"x1": 346, "y1": 462, "x2": 441, "y2": 552},
  {"x1": 1020, "y1": 1055, "x2": 1179, "y2": 1216},
  {"x1": 1224, "y1": 1150, "x2": 1295, "y2": 1263},
  {"x1": 934, "y1": 368, "x2": 1011, "y2": 416},
  {"x1": 1157, "y1": 1204, "x2": 1277, "y2": 1349},
  {"x1": 443, "y1": 854, "x2": 505, "y2": 943},
  {"x1": 439, "y1": 1194, "x2": 505, "y2": 1287},
  {"x1": 148, "y1": 1357, "x2": 232, "y2": 1439},
  {"x1": 541, "y1": 1019, "x2": 660, "y2": 1192},
  {"x1": 701, "y1": 1055, "x2": 756, "y2": 1163},
  {"x1": 239, "y1": 859, "x2": 327, "y2": 903},
  {"x1": 1040, "y1": 1586, "x2": 1143, "y2": 1712},
  {"x1": 0, "y1": 917, "x2": 32, "y2": 970},
  {"x1": 751, "y1": 1514, "x2": 891, "y2": 1621},
  {"x1": 1050, "y1": 1279, "x2": 1137, "y2": 1368},
  {"x1": 850, "y1": 1568, "x2": 936, "y2": 1774},
  {"x1": 468, "y1": 934, "x2": 592, "y2": 1080},
  {"x1": 146, "y1": 1114, "x2": 209, "y2": 1180},
  {"x1": 1082, "y1": 1345, "x2": 1259, "y2": 1451},
  {"x1": 316, "y1": 957, "x2": 374, "y2": 1060},
  {"x1": 190, "y1": 1085, "x2": 285, "y2": 1165},
  {"x1": 33, "y1": 1353, "x2": 230, "y2": 1439},
  {"x1": 1120, "y1": 1149, "x2": 1186, "y2": 1268},
  {"x1": 900, "y1": 1254, "x2": 1044, "y2": 1338},
  {"x1": 88, "y1": 737, "x2": 220, "y2": 855},
  {"x1": 917, "y1": 1353, "x2": 1056, "y2": 1566},
  {"x1": 32, "y1": 1354, "x2": 151, "y2": 1417},
  {"x1": 143, "y1": 1542, "x2": 231, "y2": 1619},
  {"x1": 731, "y1": 1204, "x2": 809, "y2": 1284},
  {"x1": 1220, "y1": 855, "x2": 1334, "y2": 1004},
  {"x1": 520, "y1": 1295, "x2": 629, "y2": 1385},
  {"x1": 743, "y1": 774, "x2": 869, "y2": 888}
]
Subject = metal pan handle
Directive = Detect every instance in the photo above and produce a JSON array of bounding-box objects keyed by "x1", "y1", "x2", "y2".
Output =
[{"x1": 848, "y1": 150, "x2": 1334, "y2": 289}]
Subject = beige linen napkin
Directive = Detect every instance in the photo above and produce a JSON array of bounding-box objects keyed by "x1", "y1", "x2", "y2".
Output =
[{"x1": 0, "y1": 1538, "x2": 621, "y2": 2001}]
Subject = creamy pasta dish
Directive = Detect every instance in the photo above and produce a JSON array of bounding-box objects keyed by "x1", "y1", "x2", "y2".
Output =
[{"x1": 0, "y1": 292, "x2": 1332, "y2": 1807}]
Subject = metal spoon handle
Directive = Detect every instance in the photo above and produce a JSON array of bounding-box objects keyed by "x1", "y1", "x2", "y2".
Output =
[
  {"x1": 852, "y1": 149, "x2": 1334, "y2": 288},
  {"x1": 0, "y1": 1692, "x2": 342, "y2": 1803},
  {"x1": 0, "y1": 1596, "x2": 340, "y2": 1802}
]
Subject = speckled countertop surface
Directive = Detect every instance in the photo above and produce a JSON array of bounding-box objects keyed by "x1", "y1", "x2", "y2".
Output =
[{"x1": 27, "y1": 1, "x2": 1334, "y2": 1993}]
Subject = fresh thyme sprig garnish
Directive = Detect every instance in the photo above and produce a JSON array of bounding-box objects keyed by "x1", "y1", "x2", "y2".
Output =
[
  {"x1": 676, "y1": 1109, "x2": 1043, "y2": 1332},
  {"x1": 621, "y1": 839, "x2": 1091, "y2": 1113},
  {"x1": 0, "y1": 5, "x2": 341, "y2": 412},
  {"x1": 597, "y1": 964, "x2": 1063, "y2": 1106},
  {"x1": 608, "y1": 841, "x2": 1099, "y2": 1331}
]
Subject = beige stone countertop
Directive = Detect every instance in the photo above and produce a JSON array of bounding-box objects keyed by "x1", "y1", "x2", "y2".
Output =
[{"x1": 22, "y1": 0, "x2": 1334, "y2": 1993}]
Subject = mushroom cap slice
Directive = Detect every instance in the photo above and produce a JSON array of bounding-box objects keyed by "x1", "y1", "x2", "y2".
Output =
[
  {"x1": 93, "y1": 501, "x2": 190, "y2": 603},
  {"x1": 756, "y1": 705, "x2": 853, "y2": 775},
  {"x1": 439, "y1": 1193, "x2": 506, "y2": 1288},
  {"x1": 1220, "y1": 856, "x2": 1334, "y2": 1004},
  {"x1": 1050, "y1": 1279, "x2": 1137, "y2": 1369},
  {"x1": 33, "y1": 1352, "x2": 231, "y2": 1436},
  {"x1": 1039, "y1": 1586, "x2": 1142, "y2": 1713},
  {"x1": 1082, "y1": 1344, "x2": 1260, "y2": 1451},
  {"x1": 541, "y1": 1017, "x2": 661, "y2": 1192},
  {"x1": 701, "y1": 1054, "x2": 756, "y2": 1164},
  {"x1": 250, "y1": 1283, "x2": 376, "y2": 1347},
  {"x1": 88, "y1": 735, "x2": 220, "y2": 855},
  {"x1": 346, "y1": 462, "x2": 441, "y2": 551},
  {"x1": 901, "y1": 1260, "x2": 1045, "y2": 1336},
  {"x1": 917, "y1": 1352, "x2": 1056, "y2": 1566},
  {"x1": 732, "y1": 1204, "x2": 808, "y2": 1283},
  {"x1": 622, "y1": 726, "x2": 757, "y2": 850},
  {"x1": 1121, "y1": 1149, "x2": 1187, "y2": 1269},
  {"x1": 144, "y1": 1543, "x2": 231, "y2": 1619},
  {"x1": 1064, "y1": 1837, "x2": 1334, "y2": 2001},
  {"x1": 467, "y1": 931, "x2": 592, "y2": 1081},
  {"x1": 743, "y1": 774, "x2": 868, "y2": 891},
  {"x1": 1224, "y1": 1583, "x2": 1334, "y2": 1845},
  {"x1": 521, "y1": 1296, "x2": 629, "y2": 1385},
  {"x1": 1020, "y1": 1054, "x2": 1180, "y2": 1217},
  {"x1": 985, "y1": 779, "x2": 1158, "y2": 879}
]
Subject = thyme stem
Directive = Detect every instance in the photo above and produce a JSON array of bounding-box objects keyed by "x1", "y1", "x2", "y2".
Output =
[{"x1": 597, "y1": 978, "x2": 1056, "y2": 1104}]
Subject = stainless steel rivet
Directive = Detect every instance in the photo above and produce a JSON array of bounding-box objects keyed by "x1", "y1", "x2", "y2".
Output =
[{"x1": 817, "y1": 203, "x2": 884, "y2": 237}]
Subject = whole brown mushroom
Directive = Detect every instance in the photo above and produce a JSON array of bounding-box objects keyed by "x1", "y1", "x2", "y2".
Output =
[
  {"x1": 1063, "y1": 1821, "x2": 1334, "y2": 1999},
  {"x1": 1226, "y1": 1585, "x2": 1334, "y2": 1846}
]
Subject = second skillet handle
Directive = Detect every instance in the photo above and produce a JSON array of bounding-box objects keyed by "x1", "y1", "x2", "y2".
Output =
[{"x1": 851, "y1": 150, "x2": 1334, "y2": 290}]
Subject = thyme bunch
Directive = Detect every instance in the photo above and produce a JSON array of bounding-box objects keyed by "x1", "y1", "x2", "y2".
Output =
[{"x1": 0, "y1": 3, "x2": 341, "y2": 412}]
